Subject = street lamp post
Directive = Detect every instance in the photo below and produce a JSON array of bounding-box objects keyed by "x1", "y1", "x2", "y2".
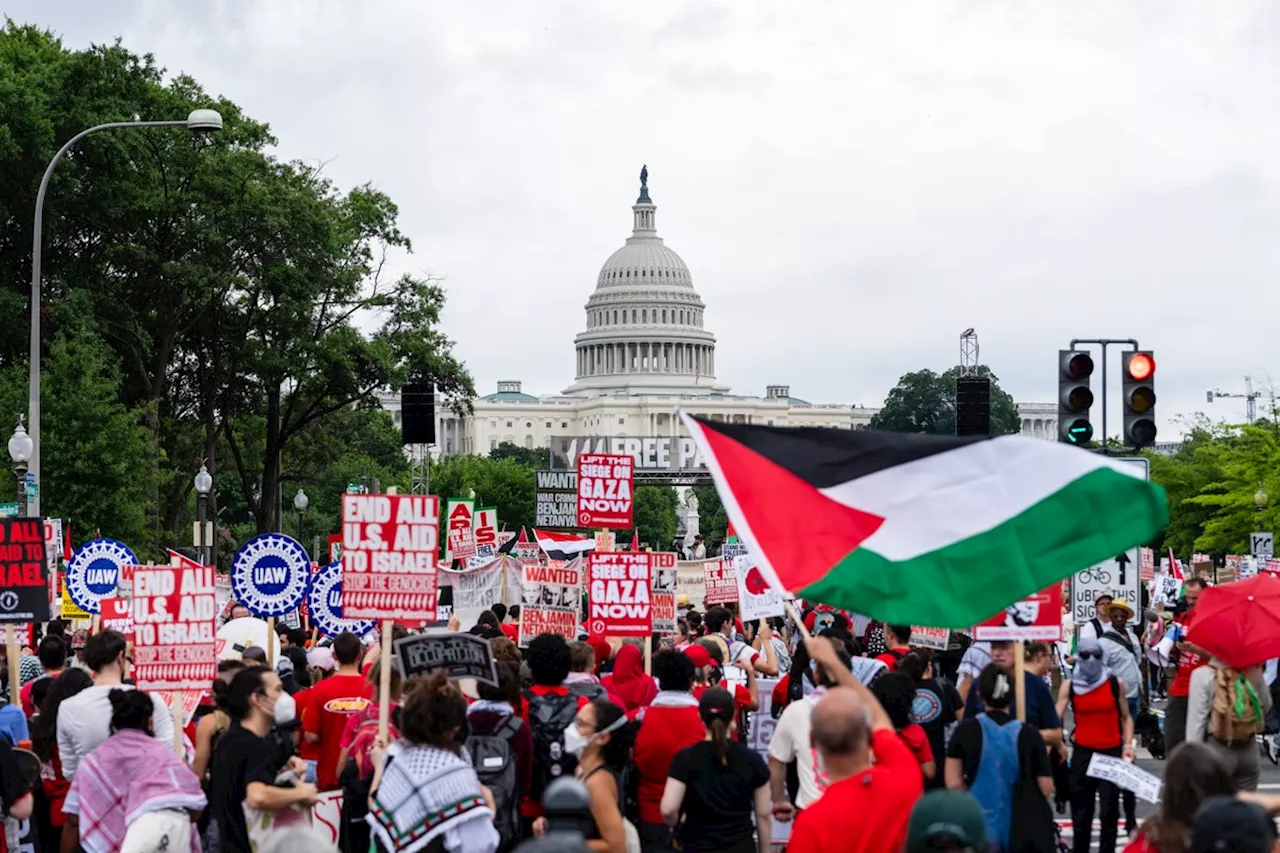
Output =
[
  {"x1": 27, "y1": 110, "x2": 223, "y2": 517},
  {"x1": 294, "y1": 489, "x2": 308, "y2": 542},
  {"x1": 8, "y1": 417, "x2": 33, "y2": 517},
  {"x1": 194, "y1": 464, "x2": 213, "y2": 567}
]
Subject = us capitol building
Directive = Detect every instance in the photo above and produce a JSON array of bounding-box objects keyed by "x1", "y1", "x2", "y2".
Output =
[{"x1": 384, "y1": 169, "x2": 1056, "y2": 456}]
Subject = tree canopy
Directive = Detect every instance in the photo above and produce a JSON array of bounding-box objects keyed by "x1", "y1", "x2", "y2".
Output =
[
  {"x1": 0, "y1": 24, "x2": 472, "y2": 560},
  {"x1": 869, "y1": 365, "x2": 1021, "y2": 436}
]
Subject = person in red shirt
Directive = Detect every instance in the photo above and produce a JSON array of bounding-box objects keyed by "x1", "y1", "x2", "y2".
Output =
[
  {"x1": 1165, "y1": 578, "x2": 1209, "y2": 753},
  {"x1": 600, "y1": 643, "x2": 657, "y2": 716},
  {"x1": 501, "y1": 606, "x2": 521, "y2": 644},
  {"x1": 302, "y1": 632, "x2": 373, "y2": 791},
  {"x1": 520, "y1": 633, "x2": 590, "y2": 825},
  {"x1": 874, "y1": 624, "x2": 913, "y2": 669},
  {"x1": 633, "y1": 649, "x2": 704, "y2": 852},
  {"x1": 787, "y1": 638, "x2": 924, "y2": 853}
]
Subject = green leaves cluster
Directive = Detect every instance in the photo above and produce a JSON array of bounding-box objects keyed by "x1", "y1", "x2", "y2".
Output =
[
  {"x1": 0, "y1": 24, "x2": 472, "y2": 559},
  {"x1": 1148, "y1": 416, "x2": 1280, "y2": 556},
  {"x1": 869, "y1": 365, "x2": 1021, "y2": 436}
]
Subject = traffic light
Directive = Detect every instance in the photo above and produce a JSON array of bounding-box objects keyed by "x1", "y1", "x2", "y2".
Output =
[
  {"x1": 1058, "y1": 350, "x2": 1094, "y2": 445},
  {"x1": 1122, "y1": 351, "x2": 1157, "y2": 447}
]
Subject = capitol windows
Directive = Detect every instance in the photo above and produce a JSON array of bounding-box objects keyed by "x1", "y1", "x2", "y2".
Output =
[
  {"x1": 642, "y1": 309, "x2": 647, "y2": 322},
  {"x1": 489, "y1": 419, "x2": 497, "y2": 428},
  {"x1": 618, "y1": 417, "x2": 625, "y2": 425},
  {"x1": 525, "y1": 435, "x2": 533, "y2": 448},
  {"x1": 632, "y1": 310, "x2": 637, "y2": 322},
  {"x1": 506, "y1": 420, "x2": 513, "y2": 428},
  {"x1": 545, "y1": 421, "x2": 552, "y2": 428},
  {"x1": 490, "y1": 438, "x2": 497, "y2": 451},
  {"x1": 663, "y1": 309, "x2": 667, "y2": 322},
  {"x1": 561, "y1": 422, "x2": 568, "y2": 428}
]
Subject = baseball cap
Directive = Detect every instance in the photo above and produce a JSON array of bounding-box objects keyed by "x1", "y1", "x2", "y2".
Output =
[
  {"x1": 1191, "y1": 796, "x2": 1277, "y2": 853},
  {"x1": 684, "y1": 645, "x2": 713, "y2": 668},
  {"x1": 698, "y1": 687, "x2": 735, "y2": 725},
  {"x1": 907, "y1": 791, "x2": 989, "y2": 853}
]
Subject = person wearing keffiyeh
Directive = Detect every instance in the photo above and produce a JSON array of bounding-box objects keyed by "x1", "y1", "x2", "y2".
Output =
[
  {"x1": 367, "y1": 673, "x2": 498, "y2": 853},
  {"x1": 62, "y1": 689, "x2": 206, "y2": 853}
]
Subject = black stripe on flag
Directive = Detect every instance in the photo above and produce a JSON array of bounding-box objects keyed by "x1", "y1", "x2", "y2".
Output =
[{"x1": 689, "y1": 417, "x2": 992, "y2": 488}]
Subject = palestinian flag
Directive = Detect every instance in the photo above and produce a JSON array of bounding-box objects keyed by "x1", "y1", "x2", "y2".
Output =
[
  {"x1": 533, "y1": 529, "x2": 596, "y2": 562},
  {"x1": 682, "y1": 414, "x2": 1168, "y2": 628}
]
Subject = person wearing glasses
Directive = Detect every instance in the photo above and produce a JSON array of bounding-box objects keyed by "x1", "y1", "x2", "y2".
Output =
[{"x1": 1055, "y1": 637, "x2": 1134, "y2": 853}]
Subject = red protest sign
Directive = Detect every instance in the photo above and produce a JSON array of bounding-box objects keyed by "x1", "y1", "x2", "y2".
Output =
[
  {"x1": 973, "y1": 585, "x2": 1064, "y2": 642},
  {"x1": 100, "y1": 596, "x2": 134, "y2": 640},
  {"x1": 446, "y1": 500, "x2": 476, "y2": 560},
  {"x1": 341, "y1": 494, "x2": 440, "y2": 622},
  {"x1": 131, "y1": 564, "x2": 217, "y2": 692},
  {"x1": 0, "y1": 518, "x2": 50, "y2": 625},
  {"x1": 576, "y1": 454, "x2": 634, "y2": 530},
  {"x1": 702, "y1": 558, "x2": 737, "y2": 605},
  {"x1": 587, "y1": 552, "x2": 652, "y2": 637}
]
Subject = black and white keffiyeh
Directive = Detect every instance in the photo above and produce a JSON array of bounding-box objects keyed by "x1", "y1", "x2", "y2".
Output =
[{"x1": 367, "y1": 744, "x2": 498, "y2": 853}]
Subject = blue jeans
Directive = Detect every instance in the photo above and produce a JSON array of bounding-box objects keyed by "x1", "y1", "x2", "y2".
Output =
[
  {"x1": 1128, "y1": 697, "x2": 1140, "y2": 720},
  {"x1": 302, "y1": 759, "x2": 317, "y2": 784}
]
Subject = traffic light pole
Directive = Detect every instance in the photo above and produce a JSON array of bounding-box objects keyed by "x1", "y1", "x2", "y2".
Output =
[{"x1": 1070, "y1": 337, "x2": 1140, "y2": 456}]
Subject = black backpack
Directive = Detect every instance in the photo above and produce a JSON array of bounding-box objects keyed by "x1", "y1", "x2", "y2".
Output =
[
  {"x1": 568, "y1": 680, "x2": 609, "y2": 704},
  {"x1": 523, "y1": 689, "x2": 579, "y2": 799},
  {"x1": 465, "y1": 716, "x2": 524, "y2": 850}
]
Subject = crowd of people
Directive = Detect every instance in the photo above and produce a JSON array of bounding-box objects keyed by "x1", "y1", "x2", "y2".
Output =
[{"x1": 0, "y1": 585, "x2": 1278, "y2": 852}]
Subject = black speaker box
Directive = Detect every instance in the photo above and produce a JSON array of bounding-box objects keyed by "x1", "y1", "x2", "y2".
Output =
[
  {"x1": 956, "y1": 376, "x2": 991, "y2": 436},
  {"x1": 401, "y1": 382, "x2": 436, "y2": 445}
]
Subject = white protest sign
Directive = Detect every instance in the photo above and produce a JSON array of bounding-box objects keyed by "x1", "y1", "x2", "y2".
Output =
[
  {"x1": 733, "y1": 555, "x2": 784, "y2": 621},
  {"x1": 1086, "y1": 754, "x2": 1161, "y2": 803}
]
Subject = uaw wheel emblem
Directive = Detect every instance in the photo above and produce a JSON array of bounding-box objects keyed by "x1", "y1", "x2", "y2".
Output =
[
  {"x1": 0, "y1": 590, "x2": 18, "y2": 612},
  {"x1": 66, "y1": 538, "x2": 138, "y2": 615},
  {"x1": 306, "y1": 561, "x2": 375, "y2": 640},
  {"x1": 231, "y1": 533, "x2": 311, "y2": 618}
]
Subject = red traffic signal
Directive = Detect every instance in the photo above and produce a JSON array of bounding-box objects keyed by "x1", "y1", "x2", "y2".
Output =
[{"x1": 1126, "y1": 352, "x2": 1155, "y2": 382}]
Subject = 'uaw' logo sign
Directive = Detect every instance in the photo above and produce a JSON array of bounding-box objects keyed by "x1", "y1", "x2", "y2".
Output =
[
  {"x1": 231, "y1": 533, "x2": 311, "y2": 618},
  {"x1": 66, "y1": 538, "x2": 138, "y2": 615},
  {"x1": 307, "y1": 561, "x2": 375, "y2": 640}
]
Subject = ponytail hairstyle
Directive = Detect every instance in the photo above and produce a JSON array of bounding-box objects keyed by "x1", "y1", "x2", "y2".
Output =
[
  {"x1": 109, "y1": 689, "x2": 155, "y2": 734},
  {"x1": 589, "y1": 700, "x2": 637, "y2": 770},
  {"x1": 697, "y1": 687, "x2": 736, "y2": 765},
  {"x1": 212, "y1": 659, "x2": 247, "y2": 712},
  {"x1": 977, "y1": 663, "x2": 1014, "y2": 711}
]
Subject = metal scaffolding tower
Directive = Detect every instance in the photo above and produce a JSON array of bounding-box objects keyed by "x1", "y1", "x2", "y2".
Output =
[{"x1": 1207, "y1": 375, "x2": 1258, "y2": 424}]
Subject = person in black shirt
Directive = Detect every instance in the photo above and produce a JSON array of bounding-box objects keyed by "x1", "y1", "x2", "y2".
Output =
[
  {"x1": 660, "y1": 687, "x2": 771, "y2": 853},
  {"x1": 898, "y1": 652, "x2": 963, "y2": 790},
  {"x1": 209, "y1": 666, "x2": 317, "y2": 852}
]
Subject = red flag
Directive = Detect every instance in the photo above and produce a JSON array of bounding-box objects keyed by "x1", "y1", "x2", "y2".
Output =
[{"x1": 629, "y1": 530, "x2": 639, "y2": 551}]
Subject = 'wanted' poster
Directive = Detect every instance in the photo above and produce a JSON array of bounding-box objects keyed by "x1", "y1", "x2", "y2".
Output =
[{"x1": 519, "y1": 558, "x2": 583, "y2": 645}]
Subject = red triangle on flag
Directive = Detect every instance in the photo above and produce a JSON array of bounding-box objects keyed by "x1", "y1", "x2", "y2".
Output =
[
  {"x1": 516, "y1": 527, "x2": 530, "y2": 544},
  {"x1": 726, "y1": 519, "x2": 737, "y2": 539},
  {"x1": 629, "y1": 530, "x2": 640, "y2": 551}
]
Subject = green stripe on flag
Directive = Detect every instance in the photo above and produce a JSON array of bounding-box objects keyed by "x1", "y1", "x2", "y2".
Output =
[{"x1": 798, "y1": 466, "x2": 1167, "y2": 628}]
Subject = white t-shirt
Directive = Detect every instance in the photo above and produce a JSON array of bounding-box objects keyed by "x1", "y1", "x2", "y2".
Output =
[
  {"x1": 767, "y1": 693, "x2": 826, "y2": 809},
  {"x1": 56, "y1": 684, "x2": 175, "y2": 780}
]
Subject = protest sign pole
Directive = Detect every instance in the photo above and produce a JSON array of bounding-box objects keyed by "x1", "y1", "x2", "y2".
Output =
[
  {"x1": 4, "y1": 625, "x2": 18, "y2": 703},
  {"x1": 266, "y1": 617, "x2": 275, "y2": 665},
  {"x1": 1014, "y1": 641, "x2": 1027, "y2": 722},
  {"x1": 786, "y1": 601, "x2": 810, "y2": 641},
  {"x1": 644, "y1": 637, "x2": 652, "y2": 676},
  {"x1": 171, "y1": 691, "x2": 184, "y2": 757},
  {"x1": 378, "y1": 619, "x2": 393, "y2": 741}
]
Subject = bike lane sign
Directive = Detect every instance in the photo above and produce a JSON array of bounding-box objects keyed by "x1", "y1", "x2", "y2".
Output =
[{"x1": 1070, "y1": 457, "x2": 1147, "y2": 625}]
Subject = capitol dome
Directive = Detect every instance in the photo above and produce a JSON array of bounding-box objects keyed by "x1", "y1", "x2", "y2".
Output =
[{"x1": 564, "y1": 168, "x2": 726, "y2": 397}]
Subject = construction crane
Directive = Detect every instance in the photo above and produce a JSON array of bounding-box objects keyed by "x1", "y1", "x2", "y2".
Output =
[{"x1": 1207, "y1": 375, "x2": 1258, "y2": 424}]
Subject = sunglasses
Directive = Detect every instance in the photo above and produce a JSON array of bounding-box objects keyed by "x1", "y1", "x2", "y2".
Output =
[{"x1": 1078, "y1": 651, "x2": 1102, "y2": 661}]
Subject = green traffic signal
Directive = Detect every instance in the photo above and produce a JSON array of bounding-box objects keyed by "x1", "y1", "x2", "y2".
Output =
[{"x1": 1066, "y1": 419, "x2": 1093, "y2": 444}]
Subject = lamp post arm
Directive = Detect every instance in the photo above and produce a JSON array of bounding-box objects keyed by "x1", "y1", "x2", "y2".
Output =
[{"x1": 28, "y1": 119, "x2": 190, "y2": 517}]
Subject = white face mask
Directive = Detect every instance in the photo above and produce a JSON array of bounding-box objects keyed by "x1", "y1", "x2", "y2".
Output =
[
  {"x1": 563, "y1": 721, "x2": 590, "y2": 758},
  {"x1": 272, "y1": 691, "x2": 297, "y2": 725}
]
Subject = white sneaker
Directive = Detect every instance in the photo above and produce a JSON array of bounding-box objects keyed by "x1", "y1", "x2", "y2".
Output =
[{"x1": 1267, "y1": 734, "x2": 1279, "y2": 765}]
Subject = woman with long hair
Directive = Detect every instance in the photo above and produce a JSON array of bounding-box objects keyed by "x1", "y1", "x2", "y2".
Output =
[
  {"x1": 660, "y1": 687, "x2": 771, "y2": 853},
  {"x1": 533, "y1": 699, "x2": 637, "y2": 853},
  {"x1": 367, "y1": 673, "x2": 499, "y2": 853},
  {"x1": 28, "y1": 668, "x2": 92, "y2": 852},
  {"x1": 1123, "y1": 742, "x2": 1232, "y2": 853},
  {"x1": 62, "y1": 689, "x2": 206, "y2": 851}
]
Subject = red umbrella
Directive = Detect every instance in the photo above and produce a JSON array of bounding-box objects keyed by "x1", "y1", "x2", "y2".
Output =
[{"x1": 1185, "y1": 573, "x2": 1280, "y2": 669}]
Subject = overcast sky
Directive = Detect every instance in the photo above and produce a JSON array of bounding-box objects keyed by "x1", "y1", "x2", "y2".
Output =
[{"x1": 12, "y1": 1, "x2": 1280, "y2": 437}]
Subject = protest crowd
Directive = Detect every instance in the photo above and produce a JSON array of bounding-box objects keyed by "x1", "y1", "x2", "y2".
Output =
[{"x1": 4, "y1": 424, "x2": 1280, "y2": 853}]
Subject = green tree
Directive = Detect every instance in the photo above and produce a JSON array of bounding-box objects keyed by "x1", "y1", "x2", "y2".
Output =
[
  {"x1": 490, "y1": 442, "x2": 550, "y2": 469},
  {"x1": 0, "y1": 24, "x2": 473, "y2": 550},
  {"x1": 869, "y1": 366, "x2": 1020, "y2": 435},
  {"x1": 427, "y1": 456, "x2": 537, "y2": 535},
  {"x1": 630, "y1": 485, "x2": 678, "y2": 550}
]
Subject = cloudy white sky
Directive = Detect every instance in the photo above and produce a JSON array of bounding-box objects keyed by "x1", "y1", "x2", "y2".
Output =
[{"x1": 12, "y1": 1, "x2": 1280, "y2": 437}]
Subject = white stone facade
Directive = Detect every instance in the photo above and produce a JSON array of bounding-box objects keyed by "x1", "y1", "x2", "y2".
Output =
[{"x1": 381, "y1": 173, "x2": 1056, "y2": 455}]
